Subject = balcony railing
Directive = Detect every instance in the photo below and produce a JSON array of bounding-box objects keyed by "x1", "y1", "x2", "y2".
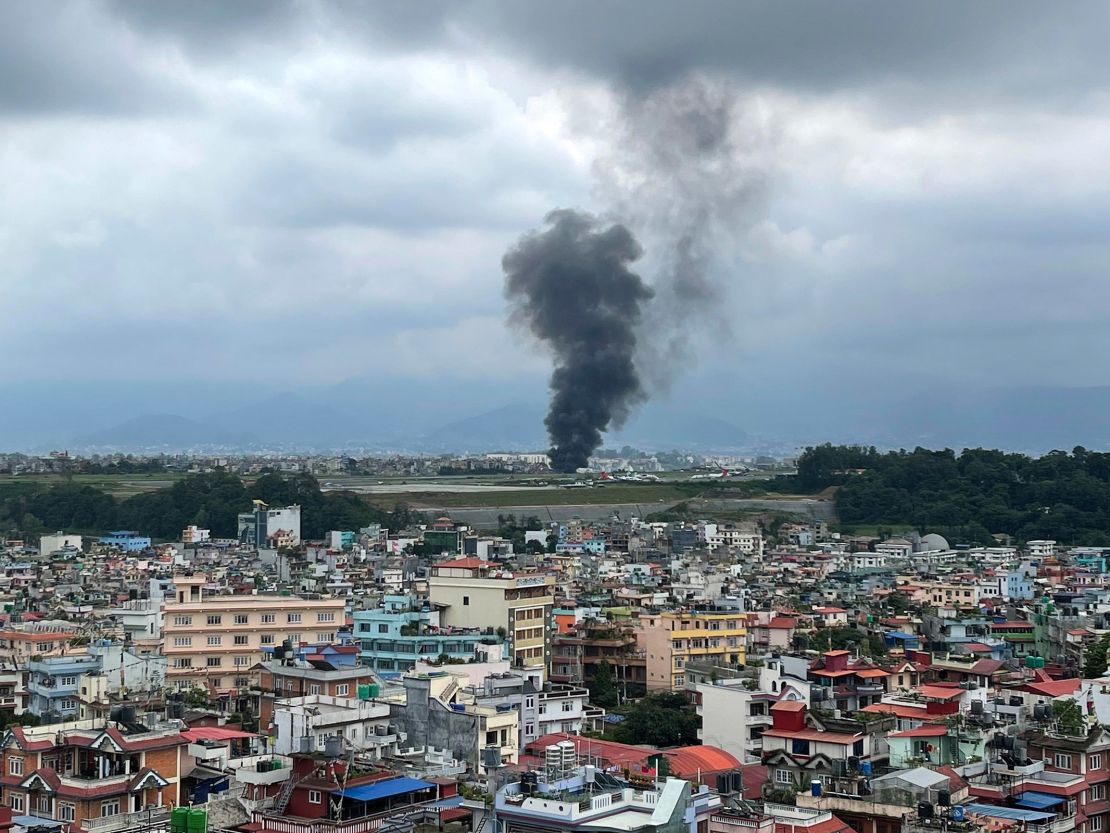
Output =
[{"x1": 85, "y1": 806, "x2": 170, "y2": 832}]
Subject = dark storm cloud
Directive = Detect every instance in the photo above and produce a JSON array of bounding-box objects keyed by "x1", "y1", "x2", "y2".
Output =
[
  {"x1": 0, "y1": 2, "x2": 194, "y2": 115},
  {"x1": 457, "y1": 1, "x2": 1110, "y2": 102}
]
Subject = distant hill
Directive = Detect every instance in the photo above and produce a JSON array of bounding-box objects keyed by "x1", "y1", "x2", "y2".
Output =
[
  {"x1": 207, "y1": 393, "x2": 371, "y2": 447},
  {"x1": 72, "y1": 414, "x2": 254, "y2": 451}
]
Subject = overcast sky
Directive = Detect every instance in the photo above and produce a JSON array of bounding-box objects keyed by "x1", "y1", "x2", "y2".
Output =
[{"x1": 5, "y1": 1, "x2": 1110, "y2": 400}]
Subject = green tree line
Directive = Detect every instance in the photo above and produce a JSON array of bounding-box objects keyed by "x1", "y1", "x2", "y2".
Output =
[
  {"x1": 797, "y1": 443, "x2": 1110, "y2": 544},
  {"x1": 0, "y1": 471, "x2": 417, "y2": 542}
]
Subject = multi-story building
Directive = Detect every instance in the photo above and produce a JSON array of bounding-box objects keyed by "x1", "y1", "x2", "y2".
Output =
[
  {"x1": 636, "y1": 610, "x2": 747, "y2": 691},
  {"x1": 38, "y1": 532, "x2": 83, "y2": 558},
  {"x1": 488, "y1": 764, "x2": 721, "y2": 833},
  {"x1": 97, "y1": 532, "x2": 151, "y2": 552},
  {"x1": 808, "y1": 650, "x2": 890, "y2": 712},
  {"x1": 237, "y1": 501, "x2": 301, "y2": 548},
  {"x1": 694, "y1": 679, "x2": 784, "y2": 763},
  {"x1": 352, "y1": 594, "x2": 500, "y2": 674},
  {"x1": 256, "y1": 658, "x2": 378, "y2": 728},
  {"x1": 163, "y1": 575, "x2": 345, "y2": 705},
  {"x1": 470, "y1": 673, "x2": 604, "y2": 748},
  {"x1": 0, "y1": 631, "x2": 71, "y2": 664},
  {"x1": 427, "y1": 559, "x2": 553, "y2": 679},
  {"x1": 271, "y1": 695, "x2": 399, "y2": 759},
  {"x1": 0, "y1": 719, "x2": 187, "y2": 832},
  {"x1": 550, "y1": 620, "x2": 646, "y2": 697},
  {"x1": 389, "y1": 671, "x2": 519, "y2": 774},
  {"x1": 26, "y1": 646, "x2": 167, "y2": 723}
]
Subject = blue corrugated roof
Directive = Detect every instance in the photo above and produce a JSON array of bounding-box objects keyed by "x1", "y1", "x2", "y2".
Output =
[
  {"x1": 967, "y1": 803, "x2": 1055, "y2": 822},
  {"x1": 1016, "y1": 791, "x2": 1067, "y2": 810},
  {"x1": 337, "y1": 777, "x2": 435, "y2": 802}
]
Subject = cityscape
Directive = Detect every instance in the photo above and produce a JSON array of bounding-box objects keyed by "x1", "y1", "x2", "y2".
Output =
[{"x1": 4, "y1": 6, "x2": 1110, "y2": 833}]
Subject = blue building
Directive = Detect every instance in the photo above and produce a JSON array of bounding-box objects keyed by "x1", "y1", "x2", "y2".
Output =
[
  {"x1": 98, "y1": 530, "x2": 151, "y2": 551},
  {"x1": 26, "y1": 654, "x2": 102, "y2": 720},
  {"x1": 352, "y1": 594, "x2": 503, "y2": 675}
]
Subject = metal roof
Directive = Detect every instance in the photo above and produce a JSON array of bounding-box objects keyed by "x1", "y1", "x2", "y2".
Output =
[
  {"x1": 967, "y1": 804, "x2": 1055, "y2": 822},
  {"x1": 337, "y1": 777, "x2": 435, "y2": 802}
]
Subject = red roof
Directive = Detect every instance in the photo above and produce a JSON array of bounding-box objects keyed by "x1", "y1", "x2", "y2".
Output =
[
  {"x1": 920, "y1": 685, "x2": 964, "y2": 700},
  {"x1": 889, "y1": 725, "x2": 948, "y2": 738},
  {"x1": 1022, "y1": 678, "x2": 1081, "y2": 698},
  {"x1": 772, "y1": 701, "x2": 807, "y2": 713},
  {"x1": 861, "y1": 702, "x2": 933, "y2": 720},
  {"x1": 739, "y1": 763, "x2": 767, "y2": 800},
  {"x1": 437, "y1": 558, "x2": 493, "y2": 569},
  {"x1": 526, "y1": 733, "x2": 658, "y2": 768},
  {"x1": 774, "y1": 817, "x2": 854, "y2": 833},
  {"x1": 663, "y1": 745, "x2": 741, "y2": 776},
  {"x1": 768, "y1": 617, "x2": 798, "y2": 629}
]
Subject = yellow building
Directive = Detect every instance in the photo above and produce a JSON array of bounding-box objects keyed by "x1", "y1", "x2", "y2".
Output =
[
  {"x1": 427, "y1": 558, "x2": 553, "y2": 677},
  {"x1": 636, "y1": 610, "x2": 747, "y2": 691},
  {"x1": 163, "y1": 576, "x2": 346, "y2": 697}
]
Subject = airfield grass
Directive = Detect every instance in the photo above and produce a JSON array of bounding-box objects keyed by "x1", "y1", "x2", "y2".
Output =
[
  {"x1": 363, "y1": 482, "x2": 697, "y2": 509},
  {"x1": 0, "y1": 472, "x2": 184, "y2": 498}
]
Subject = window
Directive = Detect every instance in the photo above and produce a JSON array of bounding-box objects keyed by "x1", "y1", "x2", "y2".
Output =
[
  {"x1": 1092, "y1": 754, "x2": 1103, "y2": 771},
  {"x1": 207, "y1": 636, "x2": 222, "y2": 646},
  {"x1": 101, "y1": 799, "x2": 120, "y2": 817},
  {"x1": 288, "y1": 634, "x2": 301, "y2": 643},
  {"x1": 9, "y1": 757, "x2": 22, "y2": 776},
  {"x1": 234, "y1": 635, "x2": 249, "y2": 645},
  {"x1": 59, "y1": 803, "x2": 75, "y2": 823},
  {"x1": 59, "y1": 676, "x2": 77, "y2": 686},
  {"x1": 791, "y1": 739, "x2": 811, "y2": 755},
  {"x1": 1092, "y1": 784, "x2": 1106, "y2": 801},
  {"x1": 336, "y1": 684, "x2": 349, "y2": 696},
  {"x1": 775, "y1": 769, "x2": 793, "y2": 785},
  {"x1": 525, "y1": 722, "x2": 535, "y2": 735},
  {"x1": 207, "y1": 657, "x2": 221, "y2": 667},
  {"x1": 1055, "y1": 753, "x2": 1073, "y2": 770},
  {"x1": 378, "y1": 624, "x2": 388, "y2": 634},
  {"x1": 207, "y1": 615, "x2": 222, "y2": 626},
  {"x1": 288, "y1": 613, "x2": 301, "y2": 624},
  {"x1": 1093, "y1": 817, "x2": 1104, "y2": 833},
  {"x1": 309, "y1": 684, "x2": 321, "y2": 695},
  {"x1": 173, "y1": 616, "x2": 192, "y2": 626},
  {"x1": 234, "y1": 615, "x2": 249, "y2": 625},
  {"x1": 210, "y1": 678, "x2": 222, "y2": 688},
  {"x1": 235, "y1": 677, "x2": 250, "y2": 687},
  {"x1": 562, "y1": 701, "x2": 574, "y2": 712},
  {"x1": 260, "y1": 634, "x2": 275, "y2": 645},
  {"x1": 317, "y1": 632, "x2": 334, "y2": 643},
  {"x1": 173, "y1": 658, "x2": 192, "y2": 668},
  {"x1": 173, "y1": 637, "x2": 192, "y2": 647},
  {"x1": 261, "y1": 614, "x2": 276, "y2": 624},
  {"x1": 308, "y1": 791, "x2": 322, "y2": 805},
  {"x1": 10, "y1": 794, "x2": 23, "y2": 812},
  {"x1": 317, "y1": 612, "x2": 336, "y2": 623},
  {"x1": 525, "y1": 697, "x2": 535, "y2": 709},
  {"x1": 234, "y1": 656, "x2": 249, "y2": 667}
]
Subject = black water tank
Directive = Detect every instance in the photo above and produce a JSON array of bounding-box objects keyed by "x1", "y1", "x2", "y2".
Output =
[
  {"x1": 918, "y1": 802, "x2": 934, "y2": 820},
  {"x1": 938, "y1": 790, "x2": 951, "y2": 807}
]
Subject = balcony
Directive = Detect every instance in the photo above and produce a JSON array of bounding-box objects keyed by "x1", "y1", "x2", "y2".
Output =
[
  {"x1": 85, "y1": 806, "x2": 170, "y2": 833},
  {"x1": 1027, "y1": 814, "x2": 1077, "y2": 833}
]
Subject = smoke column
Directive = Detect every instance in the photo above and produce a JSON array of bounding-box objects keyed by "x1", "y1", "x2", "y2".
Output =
[
  {"x1": 596, "y1": 77, "x2": 771, "y2": 388},
  {"x1": 503, "y1": 209, "x2": 653, "y2": 472}
]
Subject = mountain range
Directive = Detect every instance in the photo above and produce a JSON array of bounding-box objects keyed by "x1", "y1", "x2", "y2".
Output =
[{"x1": 6, "y1": 377, "x2": 1110, "y2": 454}]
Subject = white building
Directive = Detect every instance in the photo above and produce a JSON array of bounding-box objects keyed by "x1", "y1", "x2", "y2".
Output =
[
  {"x1": 1028, "y1": 539, "x2": 1057, "y2": 558},
  {"x1": 39, "y1": 531, "x2": 83, "y2": 557},
  {"x1": 272, "y1": 695, "x2": 400, "y2": 760}
]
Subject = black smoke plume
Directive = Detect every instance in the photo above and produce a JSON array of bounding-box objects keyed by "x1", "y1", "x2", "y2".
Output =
[{"x1": 503, "y1": 209, "x2": 653, "y2": 472}]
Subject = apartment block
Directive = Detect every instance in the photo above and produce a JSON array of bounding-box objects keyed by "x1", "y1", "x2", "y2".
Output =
[
  {"x1": 163, "y1": 576, "x2": 345, "y2": 704},
  {"x1": 637, "y1": 610, "x2": 747, "y2": 691},
  {"x1": 427, "y1": 559, "x2": 554, "y2": 677}
]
